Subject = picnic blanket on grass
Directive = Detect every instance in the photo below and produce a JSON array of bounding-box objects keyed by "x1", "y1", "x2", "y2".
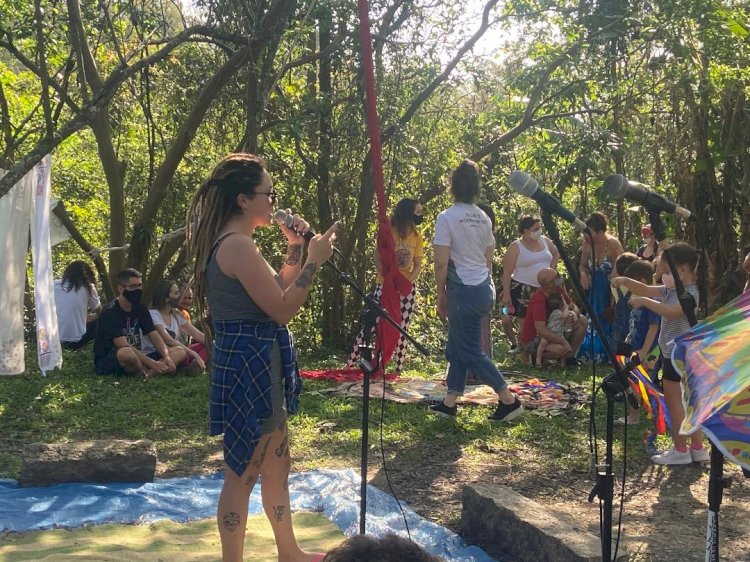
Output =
[{"x1": 321, "y1": 375, "x2": 587, "y2": 415}]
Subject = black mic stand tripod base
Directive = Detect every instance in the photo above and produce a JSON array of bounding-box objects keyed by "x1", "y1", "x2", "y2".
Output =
[
  {"x1": 540, "y1": 211, "x2": 637, "y2": 562},
  {"x1": 324, "y1": 258, "x2": 430, "y2": 535}
]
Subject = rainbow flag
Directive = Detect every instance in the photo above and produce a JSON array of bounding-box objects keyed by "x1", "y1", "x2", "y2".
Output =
[{"x1": 672, "y1": 290, "x2": 750, "y2": 472}]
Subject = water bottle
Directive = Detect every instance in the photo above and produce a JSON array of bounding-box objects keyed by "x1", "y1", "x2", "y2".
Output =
[{"x1": 501, "y1": 304, "x2": 514, "y2": 316}]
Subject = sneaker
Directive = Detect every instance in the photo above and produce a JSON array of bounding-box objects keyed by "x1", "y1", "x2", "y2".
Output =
[
  {"x1": 651, "y1": 446, "x2": 693, "y2": 465},
  {"x1": 508, "y1": 344, "x2": 520, "y2": 354},
  {"x1": 565, "y1": 357, "x2": 583, "y2": 367},
  {"x1": 489, "y1": 397, "x2": 524, "y2": 422},
  {"x1": 429, "y1": 402, "x2": 457, "y2": 418},
  {"x1": 690, "y1": 446, "x2": 711, "y2": 463}
]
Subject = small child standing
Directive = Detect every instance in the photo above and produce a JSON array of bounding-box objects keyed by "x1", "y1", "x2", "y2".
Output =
[
  {"x1": 536, "y1": 292, "x2": 567, "y2": 367},
  {"x1": 611, "y1": 252, "x2": 639, "y2": 354},
  {"x1": 616, "y1": 259, "x2": 661, "y2": 425},
  {"x1": 611, "y1": 242, "x2": 709, "y2": 465}
]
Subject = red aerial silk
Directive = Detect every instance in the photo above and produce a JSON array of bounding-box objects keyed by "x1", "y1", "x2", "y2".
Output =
[{"x1": 357, "y1": 0, "x2": 413, "y2": 371}]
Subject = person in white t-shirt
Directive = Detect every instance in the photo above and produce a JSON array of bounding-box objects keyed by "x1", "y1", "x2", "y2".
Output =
[
  {"x1": 429, "y1": 160, "x2": 523, "y2": 422},
  {"x1": 140, "y1": 279, "x2": 206, "y2": 373},
  {"x1": 54, "y1": 261, "x2": 102, "y2": 350}
]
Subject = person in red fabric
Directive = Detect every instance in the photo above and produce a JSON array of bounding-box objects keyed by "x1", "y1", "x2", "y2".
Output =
[{"x1": 520, "y1": 268, "x2": 587, "y2": 366}]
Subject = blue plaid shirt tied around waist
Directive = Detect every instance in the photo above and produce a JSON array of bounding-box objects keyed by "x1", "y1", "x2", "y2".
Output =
[{"x1": 210, "y1": 320, "x2": 302, "y2": 476}]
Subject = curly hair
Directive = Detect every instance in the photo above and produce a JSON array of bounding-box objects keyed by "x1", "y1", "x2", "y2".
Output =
[{"x1": 322, "y1": 534, "x2": 444, "y2": 562}]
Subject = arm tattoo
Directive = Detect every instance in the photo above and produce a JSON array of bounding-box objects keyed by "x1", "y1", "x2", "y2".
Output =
[
  {"x1": 273, "y1": 505, "x2": 285, "y2": 522},
  {"x1": 285, "y1": 244, "x2": 303, "y2": 266},
  {"x1": 294, "y1": 262, "x2": 318, "y2": 289},
  {"x1": 223, "y1": 511, "x2": 241, "y2": 531}
]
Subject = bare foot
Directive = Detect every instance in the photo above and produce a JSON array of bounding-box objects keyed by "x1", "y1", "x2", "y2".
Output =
[{"x1": 278, "y1": 552, "x2": 326, "y2": 562}]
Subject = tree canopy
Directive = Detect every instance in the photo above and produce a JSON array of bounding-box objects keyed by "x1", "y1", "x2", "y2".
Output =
[{"x1": 2, "y1": 0, "x2": 748, "y2": 349}]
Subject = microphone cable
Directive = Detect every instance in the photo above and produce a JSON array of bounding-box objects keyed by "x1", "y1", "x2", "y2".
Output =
[{"x1": 376, "y1": 347, "x2": 412, "y2": 539}]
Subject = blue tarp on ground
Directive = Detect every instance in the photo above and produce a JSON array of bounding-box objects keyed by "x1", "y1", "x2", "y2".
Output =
[{"x1": 0, "y1": 468, "x2": 496, "y2": 562}]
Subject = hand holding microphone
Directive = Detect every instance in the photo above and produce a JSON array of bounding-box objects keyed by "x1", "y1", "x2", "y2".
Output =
[
  {"x1": 274, "y1": 208, "x2": 338, "y2": 262},
  {"x1": 275, "y1": 208, "x2": 312, "y2": 242}
]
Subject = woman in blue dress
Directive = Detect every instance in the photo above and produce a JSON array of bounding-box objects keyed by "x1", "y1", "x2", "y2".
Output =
[{"x1": 578, "y1": 212, "x2": 624, "y2": 363}]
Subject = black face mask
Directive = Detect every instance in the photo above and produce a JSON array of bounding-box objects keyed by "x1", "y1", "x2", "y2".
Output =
[
  {"x1": 123, "y1": 289, "x2": 142, "y2": 305},
  {"x1": 413, "y1": 214, "x2": 424, "y2": 226},
  {"x1": 167, "y1": 297, "x2": 181, "y2": 308}
]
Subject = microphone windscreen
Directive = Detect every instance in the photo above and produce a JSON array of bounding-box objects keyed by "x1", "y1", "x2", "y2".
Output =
[
  {"x1": 508, "y1": 170, "x2": 538, "y2": 197},
  {"x1": 273, "y1": 209, "x2": 293, "y2": 227},
  {"x1": 602, "y1": 174, "x2": 627, "y2": 199}
]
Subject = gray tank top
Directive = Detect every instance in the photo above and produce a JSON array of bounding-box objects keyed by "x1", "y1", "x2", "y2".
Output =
[{"x1": 205, "y1": 233, "x2": 272, "y2": 322}]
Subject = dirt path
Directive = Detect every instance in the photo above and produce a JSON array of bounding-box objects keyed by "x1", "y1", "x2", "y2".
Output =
[{"x1": 367, "y1": 449, "x2": 750, "y2": 562}]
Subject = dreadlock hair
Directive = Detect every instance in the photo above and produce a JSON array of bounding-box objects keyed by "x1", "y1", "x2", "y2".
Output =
[
  {"x1": 390, "y1": 197, "x2": 420, "y2": 238},
  {"x1": 61, "y1": 260, "x2": 96, "y2": 295},
  {"x1": 186, "y1": 153, "x2": 267, "y2": 347}
]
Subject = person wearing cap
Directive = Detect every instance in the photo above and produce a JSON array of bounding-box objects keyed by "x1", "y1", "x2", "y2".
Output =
[{"x1": 636, "y1": 223, "x2": 659, "y2": 262}]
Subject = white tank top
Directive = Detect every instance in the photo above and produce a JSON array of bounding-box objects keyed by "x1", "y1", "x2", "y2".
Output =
[{"x1": 511, "y1": 238, "x2": 553, "y2": 287}]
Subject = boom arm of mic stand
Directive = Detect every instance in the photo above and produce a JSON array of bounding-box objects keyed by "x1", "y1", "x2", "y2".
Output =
[{"x1": 323, "y1": 257, "x2": 431, "y2": 358}]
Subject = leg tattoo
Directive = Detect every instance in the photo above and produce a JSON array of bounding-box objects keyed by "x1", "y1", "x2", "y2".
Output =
[
  {"x1": 223, "y1": 511, "x2": 241, "y2": 532},
  {"x1": 273, "y1": 505, "x2": 285, "y2": 522},
  {"x1": 251, "y1": 438, "x2": 272, "y2": 469},
  {"x1": 244, "y1": 472, "x2": 258, "y2": 487},
  {"x1": 274, "y1": 435, "x2": 288, "y2": 458}
]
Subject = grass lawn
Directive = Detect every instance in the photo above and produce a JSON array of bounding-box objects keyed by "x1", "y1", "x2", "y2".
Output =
[
  {"x1": 2, "y1": 340, "x2": 748, "y2": 561},
  {"x1": 0, "y1": 341, "x2": 648, "y2": 481}
]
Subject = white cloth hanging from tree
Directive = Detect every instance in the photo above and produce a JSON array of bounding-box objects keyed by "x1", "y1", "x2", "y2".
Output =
[
  {"x1": 31, "y1": 156, "x2": 62, "y2": 374},
  {"x1": 0, "y1": 156, "x2": 62, "y2": 375}
]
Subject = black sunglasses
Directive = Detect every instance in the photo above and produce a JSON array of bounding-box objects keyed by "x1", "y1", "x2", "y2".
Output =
[{"x1": 253, "y1": 190, "x2": 278, "y2": 203}]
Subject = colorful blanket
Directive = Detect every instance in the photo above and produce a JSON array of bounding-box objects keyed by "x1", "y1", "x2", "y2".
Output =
[{"x1": 321, "y1": 375, "x2": 588, "y2": 415}]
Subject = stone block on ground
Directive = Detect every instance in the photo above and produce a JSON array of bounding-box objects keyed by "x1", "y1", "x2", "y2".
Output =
[
  {"x1": 462, "y1": 483, "x2": 627, "y2": 562},
  {"x1": 20, "y1": 439, "x2": 157, "y2": 487}
]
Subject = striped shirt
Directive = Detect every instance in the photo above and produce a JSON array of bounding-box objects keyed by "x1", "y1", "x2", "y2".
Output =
[{"x1": 658, "y1": 284, "x2": 698, "y2": 358}]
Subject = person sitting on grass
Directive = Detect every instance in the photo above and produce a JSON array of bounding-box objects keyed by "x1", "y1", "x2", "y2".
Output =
[
  {"x1": 535, "y1": 292, "x2": 567, "y2": 367},
  {"x1": 93, "y1": 268, "x2": 175, "y2": 376},
  {"x1": 611, "y1": 242, "x2": 709, "y2": 465},
  {"x1": 616, "y1": 259, "x2": 660, "y2": 426},
  {"x1": 140, "y1": 279, "x2": 207, "y2": 375},
  {"x1": 54, "y1": 260, "x2": 102, "y2": 350},
  {"x1": 519, "y1": 268, "x2": 588, "y2": 367},
  {"x1": 322, "y1": 533, "x2": 443, "y2": 562}
]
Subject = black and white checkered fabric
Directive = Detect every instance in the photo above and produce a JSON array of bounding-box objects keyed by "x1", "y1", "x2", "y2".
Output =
[{"x1": 347, "y1": 283, "x2": 417, "y2": 372}]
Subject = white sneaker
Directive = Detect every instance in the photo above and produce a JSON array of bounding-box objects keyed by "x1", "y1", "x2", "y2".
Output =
[
  {"x1": 651, "y1": 447, "x2": 693, "y2": 465},
  {"x1": 509, "y1": 344, "x2": 520, "y2": 354},
  {"x1": 690, "y1": 446, "x2": 711, "y2": 462}
]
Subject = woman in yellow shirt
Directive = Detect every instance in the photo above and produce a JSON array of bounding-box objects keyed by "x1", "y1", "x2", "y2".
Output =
[{"x1": 347, "y1": 198, "x2": 424, "y2": 372}]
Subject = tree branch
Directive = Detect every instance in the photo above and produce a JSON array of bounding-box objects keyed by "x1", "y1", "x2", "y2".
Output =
[
  {"x1": 52, "y1": 200, "x2": 114, "y2": 299},
  {"x1": 0, "y1": 25, "x2": 215, "y2": 200}
]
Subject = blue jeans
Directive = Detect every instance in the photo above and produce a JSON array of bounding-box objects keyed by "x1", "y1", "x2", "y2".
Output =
[{"x1": 445, "y1": 278, "x2": 508, "y2": 395}]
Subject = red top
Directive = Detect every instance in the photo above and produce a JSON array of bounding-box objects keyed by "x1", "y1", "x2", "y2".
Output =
[{"x1": 520, "y1": 287, "x2": 571, "y2": 344}]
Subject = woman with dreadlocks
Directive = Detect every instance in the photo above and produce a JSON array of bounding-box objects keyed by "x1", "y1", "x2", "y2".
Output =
[{"x1": 187, "y1": 153, "x2": 337, "y2": 562}]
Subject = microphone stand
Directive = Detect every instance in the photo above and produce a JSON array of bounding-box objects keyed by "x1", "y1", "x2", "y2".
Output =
[
  {"x1": 324, "y1": 255, "x2": 430, "y2": 534},
  {"x1": 540, "y1": 211, "x2": 637, "y2": 562},
  {"x1": 645, "y1": 212, "x2": 745, "y2": 562}
]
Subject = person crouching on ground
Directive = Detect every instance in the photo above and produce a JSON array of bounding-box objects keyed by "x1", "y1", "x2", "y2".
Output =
[
  {"x1": 519, "y1": 268, "x2": 588, "y2": 367},
  {"x1": 535, "y1": 292, "x2": 567, "y2": 367}
]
